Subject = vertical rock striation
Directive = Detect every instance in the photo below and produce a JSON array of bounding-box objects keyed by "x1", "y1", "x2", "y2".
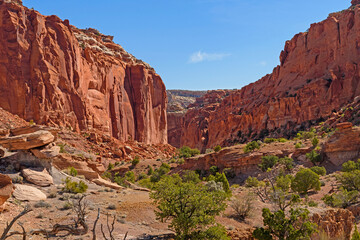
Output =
[{"x1": 0, "y1": 1, "x2": 167, "y2": 144}]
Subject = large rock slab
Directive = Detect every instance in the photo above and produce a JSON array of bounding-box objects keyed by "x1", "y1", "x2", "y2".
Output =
[
  {"x1": 22, "y1": 168, "x2": 53, "y2": 187},
  {"x1": 0, "y1": 130, "x2": 54, "y2": 150},
  {"x1": 30, "y1": 143, "x2": 60, "y2": 159},
  {"x1": 13, "y1": 184, "x2": 47, "y2": 201},
  {"x1": 0, "y1": 174, "x2": 13, "y2": 206},
  {"x1": 92, "y1": 177, "x2": 123, "y2": 190},
  {"x1": 323, "y1": 124, "x2": 360, "y2": 167}
]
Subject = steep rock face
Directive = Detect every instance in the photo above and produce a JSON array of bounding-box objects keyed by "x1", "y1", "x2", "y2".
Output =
[
  {"x1": 0, "y1": 1, "x2": 167, "y2": 144},
  {"x1": 179, "y1": 90, "x2": 231, "y2": 151},
  {"x1": 181, "y1": 4, "x2": 360, "y2": 149}
]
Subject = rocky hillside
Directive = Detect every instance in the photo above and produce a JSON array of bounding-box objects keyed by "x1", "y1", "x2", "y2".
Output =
[
  {"x1": 0, "y1": 0, "x2": 167, "y2": 144},
  {"x1": 167, "y1": 90, "x2": 206, "y2": 112},
  {"x1": 175, "y1": 1, "x2": 360, "y2": 151}
]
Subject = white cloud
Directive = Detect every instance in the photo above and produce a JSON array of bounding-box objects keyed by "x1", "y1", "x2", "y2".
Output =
[
  {"x1": 259, "y1": 61, "x2": 267, "y2": 66},
  {"x1": 189, "y1": 51, "x2": 231, "y2": 63}
]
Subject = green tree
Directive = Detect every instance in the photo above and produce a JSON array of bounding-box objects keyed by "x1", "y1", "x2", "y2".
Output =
[
  {"x1": 312, "y1": 137, "x2": 319, "y2": 147},
  {"x1": 179, "y1": 146, "x2": 200, "y2": 158},
  {"x1": 291, "y1": 168, "x2": 321, "y2": 195},
  {"x1": 342, "y1": 160, "x2": 360, "y2": 172},
  {"x1": 279, "y1": 157, "x2": 295, "y2": 171},
  {"x1": 150, "y1": 174, "x2": 229, "y2": 240},
  {"x1": 253, "y1": 208, "x2": 317, "y2": 240}
]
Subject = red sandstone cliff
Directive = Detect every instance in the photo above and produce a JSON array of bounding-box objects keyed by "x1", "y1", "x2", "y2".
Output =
[
  {"x1": 178, "y1": 2, "x2": 360, "y2": 150},
  {"x1": 0, "y1": 1, "x2": 167, "y2": 144}
]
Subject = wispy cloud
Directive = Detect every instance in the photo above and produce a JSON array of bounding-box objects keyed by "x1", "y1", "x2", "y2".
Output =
[
  {"x1": 259, "y1": 61, "x2": 267, "y2": 66},
  {"x1": 189, "y1": 51, "x2": 231, "y2": 63}
]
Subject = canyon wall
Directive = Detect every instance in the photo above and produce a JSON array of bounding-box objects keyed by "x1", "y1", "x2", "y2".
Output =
[
  {"x1": 0, "y1": 1, "x2": 167, "y2": 144},
  {"x1": 178, "y1": 3, "x2": 360, "y2": 150}
]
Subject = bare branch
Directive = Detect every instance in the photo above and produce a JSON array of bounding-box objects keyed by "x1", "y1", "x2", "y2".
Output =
[
  {"x1": 92, "y1": 208, "x2": 100, "y2": 240},
  {"x1": 0, "y1": 206, "x2": 32, "y2": 240}
]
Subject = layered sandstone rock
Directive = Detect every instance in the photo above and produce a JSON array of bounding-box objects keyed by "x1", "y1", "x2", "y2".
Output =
[
  {"x1": 0, "y1": 1, "x2": 167, "y2": 145},
  {"x1": 179, "y1": 3, "x2": 360, "y2": 150},
  {"x1": 21, "y1": 168, "x2": 53, "y2": 187},
  {"x1": 323, "y1": 124, "x2": 360, "y2": 167}
]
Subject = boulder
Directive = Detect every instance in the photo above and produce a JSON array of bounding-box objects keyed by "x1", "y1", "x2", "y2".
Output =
[
  {"x1": 13, "y1": 184, "x2": 46, "y2": 201},
  {"x1": 30, "y1": 144, "x2": 60, "y2": 159},
  {"x1": 0, "y1": 130, "x2": 54, "y2": 150},
  {"x1": 21, "y1": 168, "x2": 53, "y2": 187},
  {"x1": 10, "y1": 125, "x2": 58, "y2": 139},
  {"x1": 0, "y1": 174, "x2": 13, "y2": 206}
]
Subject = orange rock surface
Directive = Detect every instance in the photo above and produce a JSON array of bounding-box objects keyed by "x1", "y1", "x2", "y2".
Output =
[
  {"x1": 0, "y1": 1, "x2": 167, "y2": 145},
  {"x1": 178, "y1": 4, "x2": 360, "y2": 150}
]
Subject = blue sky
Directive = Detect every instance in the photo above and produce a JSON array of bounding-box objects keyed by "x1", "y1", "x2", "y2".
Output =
[{"x1": 23, "y1": 0, "x2": 350, "y2": 90}]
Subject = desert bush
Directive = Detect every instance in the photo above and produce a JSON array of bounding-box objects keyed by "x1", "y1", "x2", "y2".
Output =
[
  {"x1": 264, "y1": 138, "x2": 277, "y2": 143},
  {"x1": 245, "y1": 176, "x2": 260, "y2": 188},
  {"x1": 230, "y1": 194, "x2": 254, "y2": 221},
  {"x1": 63, "y1": 177, "x2": 88, "y2": 194},
  {"x1": 150, "y1": 163, "x2": 171, "y2": 183},
  {"x1": 253, "y1": 208, "x2": 317, "y2": 240},
  {"x1": 150, "y1": 174, "x2": 229, "y2": 239},
  {"x1": 323, "y1": 187, "x2": 359, "y2": 208},
  {"x1": 68, "y1": 167, "x2": 78, "y2": 177},
  {"x1": 259, "y1": 155, "x2": 279, "y2": 172},
  {"x1": 243, "y1": 141, "x2": 260, "y2": 153},
  {"x1": 306, "y1": 150, "x2": 322, "y2": 165},
  {"x1": 279, "y1": 157, "x2": 295, "y2": 170},
  {"x1": 34, "y1": 200, "x2": 51, "y2": 208},
  {"x1": 11, "y1": 175, "x2": 23, "y2": 183},
  {"x1": 352, "y1": 225, "x2": 360, "y2": 240},
  {"x1": 342, "y1": 160, "x2": 360, "y2": 172},
  {"x1": 125, "y1": 171, "x2": 135, "y2": 183},
  {"x1": 312, "y1": 137, "x2": 319, "y2": 147},
  {"x1": 297, "y1": 130, "x2": 316, "y2": 140},
  {"x1": 147, "y1": 165, "x2": 154, "y2": 175},
  {"x1": 107, "y1": 204, "x2": 116, "y2": 210},
  {"x1": 131, "y1": 156, "x2": 140, "y2": 166},
  {"x1": 310, "y1": 166, "x2": 326, "y2": 176},
  {"x1": 179, "y1": 146, "x2": 200, "y2": 158},
  {"x1": 291, "y1": 168, "x2": 321, "y2": 195},
  {"x1": 48, "y1": 191, "x2": 57, "y2": 198},
  {"x1": 213, "y1": 145, "x2": 221, "y2": 152},
  {"x1": 209, "y1": 166, "x2": 219, "y2": 175},
  {"x1": 62, "y1": 201, "x2": 72, "y2": 210},
  {"x1": 337, "y1": 170, "x2": 360, "y2": 191},
  {"x1": 295, "y1": 142, "x2": 303, "y2": 149}
]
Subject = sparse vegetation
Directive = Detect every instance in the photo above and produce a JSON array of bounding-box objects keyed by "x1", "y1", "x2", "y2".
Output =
[
  {"x1": 63, "y1": 177, "x2": 88, "y2": 194},
  {"x1": 243, "y1": 141, "x2": 260, "y2": 153},
  {"x1": 259, "y1": 155, "x2": 279, "y2": 172},
  {"x1": 306, "y1": 150, "x2": 322, "y2": 166},
  {"x1": 213, "y1": 145, "x2": 221, "y2": 152},
  {"x1": 230, "y1": 193, "x2": 254, "y2": 221},
  {"x1": 68, "y1": 167, "x2": 78, "y2": 177},
  {"x1": 131, "y1": 156, "x2": 140, "y2": 166},
  {"x1": 310, "y1": 166, "x2": 326, "y2": 176},
  {"x1": 178, "y1": 146, "x2": 200, "y2": 158}
]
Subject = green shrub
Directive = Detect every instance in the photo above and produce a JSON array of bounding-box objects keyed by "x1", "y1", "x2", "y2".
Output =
[
  {"x1": 279, "y1": 157, "x2": 294, "y2": 171},
  {"x1": 63, "y1": 177, "x2": 88, "y2": 194},
  {"x1": 296, "y1": 130, "x2": 315, "y2": 140},
  {"x1": 278, "y1": 138, "x2": 287, "y2": 143},
  {"x1": 107, "y1": 163, "x2": 114, "y2": 171},
  {"x1": 259, "y1": 155, "x2": 279, "y2": 172},
  {"x1": 310, "y1": 166, "x2": 326, "y2": 176},
  {"x1": 147, "y1": 165, "x2": 154, "y2": 175},
  {"x1": 342, "y1": 160, "x2": 360, "y2": 172},
  {"x1": 125, "y1": 171, "x2": 135, "y2": 183},
  {"x1": 245, "y1": 176, "x2": 260, "y2": 188},
  {"x1": 150, "y1": 163, "x2": 171, "y2": 183},
  {"x1": 291, "y1": 168, "x2": 321, "y2": 195},
  {"x1": 352, "y1": 225, "x2": 360, "y2": 240},
  {"x1": 243, "y1": 141, "x2": 260, "y2": 153},
  {"x1": 253, "y1": 208, "x2": 317, "y2": 240},
  {"x1": 213, "y1": 145, "x2": 222, "y2": 152},
  {"x1": 177, "y1": 158, "x2": 185, "y2": 165},
  {"x1": 295, "y1": 142, "x2": 302, "y2": 149},
  {"x1": 337, "y1": 170, "x2": 360, "y2": 191},
  {"x1": 68, "y1": 167, "x2": 78, "y2": 177},
  {"x1": 312, "y1": 137, "x2": 319, "y2": 147},
  {"x1": 179, "y1": 146, "x2": 200, "y2": 158},
  {"x1": 323, "y1": 187, "x2": 358, "y2": 208},
  {"x1": 264, "y1": 138, "x2": 277, "y2": 144},
  {"x1": 209, "y1": 166, "x2": 219, "y2": 175},
  {"x1": 306, "y1": 150, "x2": 321, "y2": 165},
  {"x1": 131, "y1": 156, "x2": 140, "y2": 166},
  {"x1": 34, "y1": 200, "x2": 51, "y2": 208}
]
